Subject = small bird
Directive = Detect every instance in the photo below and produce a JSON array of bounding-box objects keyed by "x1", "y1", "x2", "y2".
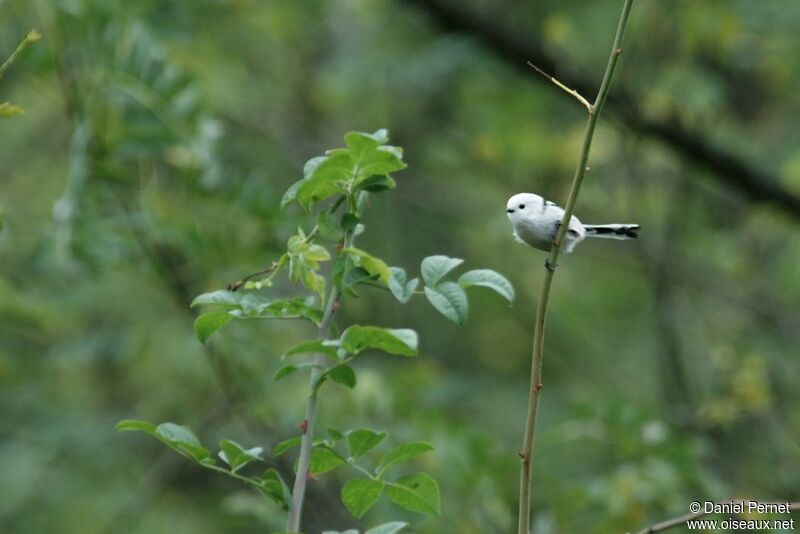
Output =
[{"x1": 506, "y1": 192, "x2": 639, "y2": 264}]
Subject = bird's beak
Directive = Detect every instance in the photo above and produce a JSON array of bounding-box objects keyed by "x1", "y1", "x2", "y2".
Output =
[{"x1": 506, "y1": 208, "x2": 514, "y2": 213}]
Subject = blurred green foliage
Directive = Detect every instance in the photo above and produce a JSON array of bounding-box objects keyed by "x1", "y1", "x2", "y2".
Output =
[{"x1": 1, "y1": 0, "x2": 799, "y2": 533}]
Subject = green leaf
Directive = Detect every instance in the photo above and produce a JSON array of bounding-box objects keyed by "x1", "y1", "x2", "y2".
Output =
[
  {"x1": 347, "y1": 429, "x2": 387, "y2": 458},
  {"x1": 305, "y1": 244, "x2": 332, "y2": 262},
  {"x1": 194, "y1": 311, "x2": 233, "y2": 343},
  {"x1": 196, "y1": 293, "x2": 322, "y2": 324},
  {"x1": 420, "y1": 255, "x2": 464, "y2": 287},
  {"x1": 218, "y1": 439, "x2": 263, "y2": 472},
  {"x1": 341, "y1": 478, "x2": 385, "y2": 519},
  {"x1": 283, "y1": 339, "x2": 339, "y2": 361},
  {"x1": 191, "y1": 290, "x2": 243, "y2": 308},
  {"x1": 345, "y1": 131, "x2": 381, "y2": 162},
  {"x1": 155, "y1": 423, "x2": 202, "y2": 446},
  {"x1": 364, "y1": 522, "x2": 410, "y2": 534},
  {"x1": 292, "y1": 151, "x2": 355, "y2": 209},
  {"x1": 154, "y1": 423, "x2": 211, "y2": 463},
  {"x1": 273, "y1": 436, "x2": 302, "y2": 457},
  {"x1": 344, "y1": 267, "x2": 376, "y2": 290},
  {"x1": 458, "y1": 269, "x2": 515, "y2": 303},
  {"x1": 385, "y1": 472, "x2": 441, "y2": 516},
  {"x1": 376, "y1": 442, "x2": 434, "y2": 477},
  {"x1": 343, "y1": 248, "x2": 392, "y2": 284},
  {"x1": 274, "y1": 364, "x2": 300, "y2": 381},
  {"x1": 340, "y1": 326, "x2": 418, "y2": 356},
  {"x1": 388, "y1": 267, "x2": 418, "y2": 303},
  {"x1": 258, "y1": 468, "x2": 291, "y2": 509},
  {"x1": 260, "y1": 297, "x2": 323, "y2": 324},
  {"x1": 341, "y1": 213, "x2": 360, "y2": 231},
  {"x1": 304, "y1": 155, "x2": 328, "y2": 177},
  {"x1": 424, "y1": 283, "x2": 468, "y2": 324},
  {"x1": 344, "y1": 130, "x2": 406, "y2": 180},
  {"x1": 302, "y1": 268, "x2": 326, "y2": 298},
  {"x1": 192, "y1": 292, "x2": 322, "y2": 323},
  {"x1": 281, "y1": 178, "x2": 304, "y2": 209},
  {"x1": 115, "y1": 420, "x2": 156, "y2": 434},
  {"x1": 356, "y1": 174, "x2": 396, "y2": 193},
  {"x1": 117, "y1": 421, "x2": 212, "y2": 464},
  {"x1": 0, "y1": 102, "x2": 24, "y2": 117},
  {"x1": 327, "y1": 364, "x2": 357, "y2": 388},
  {"x1": 317, "y1": 211, "x2": 343, "y2": 240},
  {"x1": 308, "y1": 446, "x2": 346, "y2": 475},
  {"x1": 358, "y1": 146, "x2": 406, "y2": 178}
]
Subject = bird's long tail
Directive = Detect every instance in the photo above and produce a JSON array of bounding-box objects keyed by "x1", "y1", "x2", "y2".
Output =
[{"x1": 584, "y1": 224, "x2": 640, "y2": 240}]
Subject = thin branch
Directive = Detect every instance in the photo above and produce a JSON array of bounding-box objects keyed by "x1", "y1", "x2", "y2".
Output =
[
  {"x1": 227, "y1": 260, "x2": 282, "y2": 292},
  {"x1": 517, "y1": 1, "x2": 635, "y2": 533},
  {"x1": 286, "y1": 283, "x2": 340, "y2": 532},
  {"x1": 634, "y1": 499, "x2": 800, "y2": 534},
  {"x1": 0, "y1": 29, "x2": 40, "y2": 81},
  {"x1": 526, "y1": 61, "x2": 592, "y2": 113}
]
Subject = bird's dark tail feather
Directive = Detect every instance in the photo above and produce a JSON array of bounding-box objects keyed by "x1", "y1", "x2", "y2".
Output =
[{"x1": 584, "y1": 224, "x2": 640, "y2": 239}]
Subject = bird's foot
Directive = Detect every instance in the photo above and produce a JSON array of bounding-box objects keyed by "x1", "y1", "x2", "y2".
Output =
[{"x1": 552, "y1": 221, "x2": 562, "y2": 247}]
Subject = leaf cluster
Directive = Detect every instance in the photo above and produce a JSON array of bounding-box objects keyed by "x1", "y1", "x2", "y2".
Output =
[{"x1": 274, "y1": 428, "x2": 440, "y2": 519}]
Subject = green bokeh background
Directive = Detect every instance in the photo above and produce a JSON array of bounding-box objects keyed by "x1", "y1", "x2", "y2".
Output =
[{"x1": 1, "y1": 1, "x2": 798, "y2": 532}]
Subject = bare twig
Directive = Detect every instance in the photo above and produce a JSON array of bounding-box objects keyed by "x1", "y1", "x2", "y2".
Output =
[
  {"x1": 517, "y1": 1, "x2": 635, "y2": 533},
  {"x1": 526, "y1": 61, "x2": 593, "y2": 113},
  {"x1": 227, "y1": 261, "x2": 281, "y2": 292},
  {"x1": 633, "y1": 499, "x2": 800, "y2": 534},
  {"x1": 0, "y1": 29, "x2": 40, "y2": 81}
]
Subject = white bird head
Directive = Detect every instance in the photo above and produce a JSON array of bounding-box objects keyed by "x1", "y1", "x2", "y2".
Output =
[{"x1": 505, "y1": 192, "x2": 543, "y2": 223}]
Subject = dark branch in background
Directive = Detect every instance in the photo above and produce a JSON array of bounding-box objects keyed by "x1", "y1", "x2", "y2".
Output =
[
  {"x1": 637, "y1": 175, "x2": 694, "y2": 419},
  {"x1": 402, "y1": 0, "x2": 800, "y2": 220},
  {"x1": 633, "y1": 499, "x2": 800, "y2": 534}
]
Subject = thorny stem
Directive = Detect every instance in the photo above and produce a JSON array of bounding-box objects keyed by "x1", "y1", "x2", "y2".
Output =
[
  {"x1": 517, "y1": 1, "x2": 634, "y2": 533},
  {"x1": 285, "y1": 285, "x2": 339, "y2": 532},
  {"x1": 286, "y1": 192, "x2": 364, "y2": 533}
]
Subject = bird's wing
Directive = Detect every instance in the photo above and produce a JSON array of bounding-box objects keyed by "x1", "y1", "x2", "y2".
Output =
[{"x1": 543, "y1": 199, "x2": 584, "y2": 234}]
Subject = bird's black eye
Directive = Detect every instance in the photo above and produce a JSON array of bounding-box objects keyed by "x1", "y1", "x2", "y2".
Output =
[{"x1": 519, "y1": 204, "x2": 525, "y2": 209}]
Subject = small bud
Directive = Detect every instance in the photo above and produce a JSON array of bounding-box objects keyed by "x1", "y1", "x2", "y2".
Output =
[{"x1": 298, "y1": 419, "x2": 308, "y2": 433}]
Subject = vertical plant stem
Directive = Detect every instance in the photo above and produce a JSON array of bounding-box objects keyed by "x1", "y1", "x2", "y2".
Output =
[
  {"x1": 286, "y1": 284, "x2": 340, "y2": 532},
  {"x1": 517, "y1": 1, "x2": 634, "y2": 533},
  {"x1": 286, "y1": 193, "x2": 363, "y2": 533}
]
